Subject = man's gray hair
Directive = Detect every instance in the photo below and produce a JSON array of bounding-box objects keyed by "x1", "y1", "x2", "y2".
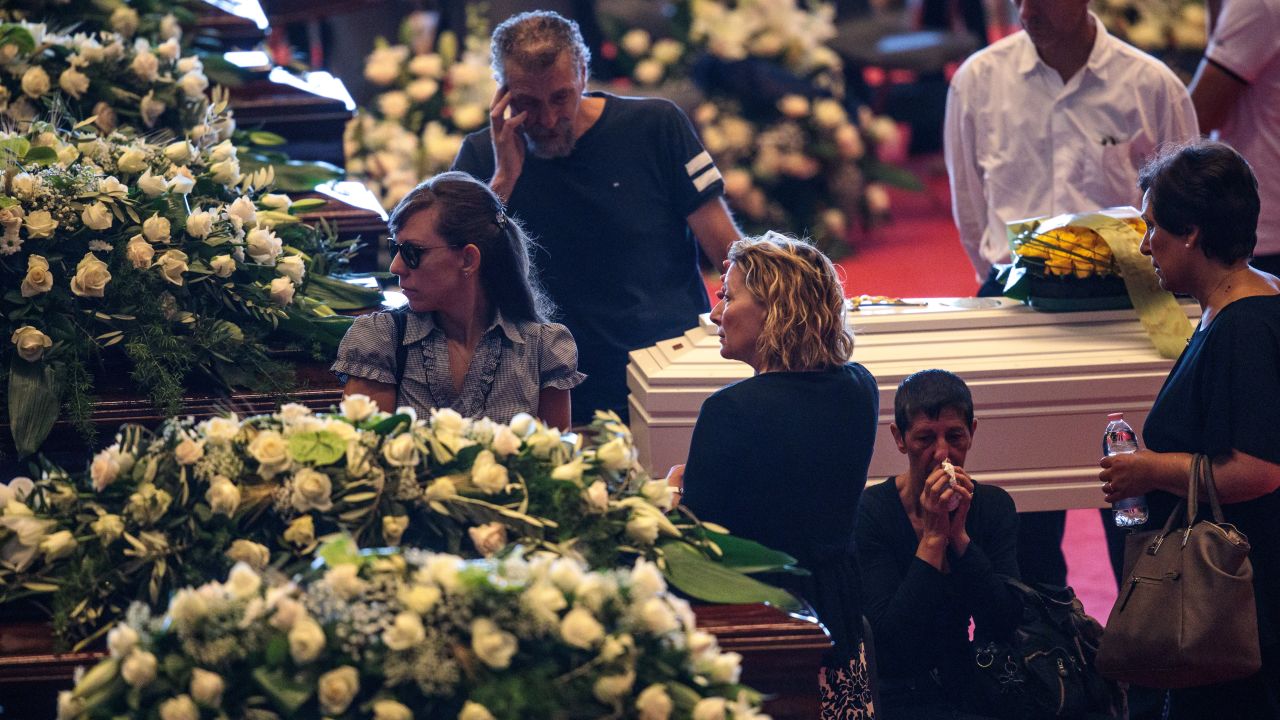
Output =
[{"x1": 490, "y1": 11, "x2": 591, "y2": 86}]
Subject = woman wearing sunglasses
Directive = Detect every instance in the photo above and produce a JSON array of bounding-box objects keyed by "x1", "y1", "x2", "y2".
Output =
[{"x1": 332, "y1": 171, "x2": 584, "y2": 428}]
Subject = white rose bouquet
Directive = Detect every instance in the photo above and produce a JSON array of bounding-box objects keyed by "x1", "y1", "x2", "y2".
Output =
[
  {"x1": 0, "y1": 403, "x2": 800, "y2": 648},
  {"x1": 0, "y1": 122, "x2": 379, "y2": 456},
  {"x1": 345, "y1": 13, "x2": 496, "y2": 210},
  {"x1": 57, "y1": 545, "x2": 770, "y2": 720}
]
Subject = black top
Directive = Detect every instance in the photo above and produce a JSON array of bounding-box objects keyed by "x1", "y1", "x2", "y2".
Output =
[
  {"x1": 453, "y1": 93, "x2": 724, "y2": 423},
  {"x1": 682, "y1": 363, "x2": 879, "y2": 658},
  {"x1": 1143, "y1": 293, "x2": 1280, "y2": 648},
  {"x1": 854, "y1": 476, "x2": 1021, "y2": 708}
]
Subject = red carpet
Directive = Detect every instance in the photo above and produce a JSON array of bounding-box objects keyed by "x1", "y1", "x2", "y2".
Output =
[{"x1": 707, "y1": 155, "x2": 1119, "y2": 622}]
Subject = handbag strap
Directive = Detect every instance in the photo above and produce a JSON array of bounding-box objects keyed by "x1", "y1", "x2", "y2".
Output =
[{"x1": 1190, "y1": 453, "x2": 1227, "y2": 524}]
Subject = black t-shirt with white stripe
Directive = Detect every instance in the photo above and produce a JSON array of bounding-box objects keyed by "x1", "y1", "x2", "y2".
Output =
[{"x1": 454, "y1": 92, "x2": 724, "y2": 423}]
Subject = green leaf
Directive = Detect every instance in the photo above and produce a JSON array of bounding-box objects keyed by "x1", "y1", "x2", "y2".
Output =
[
  {"x1": 23, "y1": 145, "x2": 59, "y2": 166},
  {"x1": 316, "y1": 535, "x2": 361, "y2": 568},
  {"x1": 863, "y1": 159, "x2": 925, "y2": 191},
  {"x1": 265, "y1": 633, "x2": 288, "y2": 666},
  {"x1": 370, "y1": 413, "x2": 412, "y2": 436},
  {"x1": 9, "y1": 357, "x2": 61, "y2": 457},
  {"x1": 286, "y1": 431, "x2": 346, "y2": 465},
  {"x1": 0, "y1": 137, "x2": 31, "y2": 159},
  {"x1": 703, "y1": 530, "x2": 805, "y2": 575},
  {"x1": 248, "y1": 131, "x2": 288, "y2": 146},
  {"x1": 252, "y1": 667, "x2": 312, "y2": 714},
  {"x1": 0, "y1": 25, "x2": 36, "y2": 55},
  {"x1": 302, "y1": 275, "x2": 382, "y2": 311},
  {"x1": 660, "y1": 540, "x2": 801, "y2": 611}
]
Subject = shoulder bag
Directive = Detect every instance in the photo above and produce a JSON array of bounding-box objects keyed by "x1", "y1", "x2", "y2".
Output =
[{"x1": 1095, "y1": 453, "x2": 1260, "y2": 688}]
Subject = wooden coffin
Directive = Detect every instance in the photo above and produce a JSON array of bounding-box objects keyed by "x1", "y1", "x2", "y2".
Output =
[{"x1": 628, "y1": 297, "x2": 1200, "y2": 512}]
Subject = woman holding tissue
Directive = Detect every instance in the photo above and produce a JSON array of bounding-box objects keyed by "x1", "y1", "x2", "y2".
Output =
[
  {"x1": 675, "y1": 233, "x2": 880, "y2": 717},
  {"x1": 855, "y1": 369, "x2": 1021, "y2": 719},
  {"x1": 332, "y1": 172, "x2": 584, "y2": 427},
  {"x1": 1099, "y1": 142, "x2": 1280, "y2": 717}
]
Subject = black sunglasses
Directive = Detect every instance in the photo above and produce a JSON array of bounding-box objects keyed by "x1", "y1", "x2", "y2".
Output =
[{"x1": 388, "y1": 239, "x2": 453, "y2": 270}]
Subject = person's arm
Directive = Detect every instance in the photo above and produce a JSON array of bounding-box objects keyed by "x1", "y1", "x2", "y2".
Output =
[
  {"x1": 344, "y1": 378, "x2": 396, "y2": 414},
  {"x1": 1189, "y1": 59, "x2": 1248, "y2": 134},
  {"x1": 537, "y1": 387, "x2": 571, "y2": 430},
  {"x1": 943, "y1": 70, "x2": 990, "y2": 281},
  {"x1": 1101, "y1": 448, "x2": 1280, "y2": 505},
  {"x1": 686, "y1": 197, "x2": 741, "y2": 269},
  {"x1": 951, "y1": 487, "x2": 1021, "y2": 640},
  {"x1": 486, "y1": 86, "x2": 528, "y2": 202}
]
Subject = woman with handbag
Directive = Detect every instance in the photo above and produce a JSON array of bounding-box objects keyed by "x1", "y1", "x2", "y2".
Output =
[
  {"x1": 1099, "y1": 141, "x2": 1280, "y2": 717},
  {"x1": 332, "y1": 172, "x2": 584, "y2": 427}
]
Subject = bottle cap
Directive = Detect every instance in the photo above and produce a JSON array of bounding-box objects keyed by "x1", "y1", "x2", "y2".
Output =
[{"x1": 1107, "y1": 412, "x2": 1124, "y2": 421}]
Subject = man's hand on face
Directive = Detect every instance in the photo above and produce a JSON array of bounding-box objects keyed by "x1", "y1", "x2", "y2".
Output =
[{"x1": 489, "y1": 86, "x2": 527, "y2": 201}]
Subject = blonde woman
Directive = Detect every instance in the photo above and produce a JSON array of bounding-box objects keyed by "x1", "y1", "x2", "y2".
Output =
[{"x1": 677, "y1": 233, "x2": 879, "y2": 718}]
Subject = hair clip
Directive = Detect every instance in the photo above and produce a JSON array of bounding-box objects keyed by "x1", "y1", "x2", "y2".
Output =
[{"x1": 495, "y1": 212, "x2": 508, "y2": 228}]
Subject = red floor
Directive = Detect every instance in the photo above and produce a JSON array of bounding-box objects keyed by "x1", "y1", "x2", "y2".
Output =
[{"x1": 708, "y1": 155, "x2": 1120, "y2": 621}]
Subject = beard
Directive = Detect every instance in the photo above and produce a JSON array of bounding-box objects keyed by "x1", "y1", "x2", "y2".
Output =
[{"x1": 523, "y1": 118, "x2": 576, "y2": 159}]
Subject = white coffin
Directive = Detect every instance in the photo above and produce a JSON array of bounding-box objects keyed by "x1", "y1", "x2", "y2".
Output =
[{"x1": 627, "y1": 297, "x2": 1199, "y2": 512}]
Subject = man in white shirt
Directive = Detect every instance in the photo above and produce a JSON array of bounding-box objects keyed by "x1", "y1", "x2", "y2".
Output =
[
  {"x1": 942, "y1": 0, "x2": 1198, "y2": 596},
  {"x1": 945, "y1": 0, "x2": 1199, "y2": 296},
  {"x1": 1189, "y1": 0, "x2": 1280, "y2": 275}
]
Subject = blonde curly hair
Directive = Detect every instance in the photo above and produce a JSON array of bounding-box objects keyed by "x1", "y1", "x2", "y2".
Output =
[{"x1": 727, "y1": 232, "x2": 853, "y2": 372}]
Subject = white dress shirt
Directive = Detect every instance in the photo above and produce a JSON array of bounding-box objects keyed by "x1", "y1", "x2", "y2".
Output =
[
  {"x1": 944, "y1": 16, "x2": 1199, "y2": 279},
  {"x1": 1207, "y1": 0, "x2": 1280, "y2": 257}
]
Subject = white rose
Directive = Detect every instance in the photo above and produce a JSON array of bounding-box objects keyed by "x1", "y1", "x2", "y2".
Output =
[
  {"x1": 593, "y1": 670, "x2": 636, "y2": 704},
  {"x1": 20, "y1": 254, "x2": 54, "y2": 296},
  {"x1": 176, "y1": 55, "x2": 203, "y2": 74},
  {"x1": 210, "y1": 254, "x2": 236, "y2": 278},
  {"x1": 121, "y1": 650, "x2": 158, "y2": 688},
  {"x1": 508, "y1": 413, "x2": 535, "y2": 437},
  {"x1": 21, "y1": 66, "x2": 50, "y2": 98},
  {"x1": 425, "y1": 476, "x2": 457, "y2": 501},
  {"x1": 160, "y1": 14, "x2": 182, "y2": 40},
  {"x1": 116, "y1": 147, "x2": 148, "y2": 174},
  {"x1": 276, "y1": 254, "x2": 306, "y2": 284},
  {"x1": 266, "y1": 275, "x2": 294, "y2": 306},
  {"x1": 156, "y1": 249, "x2": 188, "y2": 286},
  {"x1": 203, "y1": 415, "x2": 240, "y2": 443},
  {"x1": 139, "y1": 91, "x2": 166, "y2": 128},
  {"x1": 142, "y1": 213, "x2": 171, "y2": 243},
  {"x1": 226, "y1": 562, "x2": 262, "y2": 599},
  {"x1": 178, "y1": 70, "x2": 209, "y2": 98},
  {"x1": 549, "y1": 557, "x2": 585, "y2": 593},
  {"x1": 583, "y1": 480, "x2": 610, "y2": 513},
  {"x1": 467, "y1": 522, "x2": 507, "y2": 557},
  {"x1": 227, "y1": 196, "x2": 257, "y2": 225},
  {"x1": 80, "y1": 202, "x2": 113, "y2": 231},
  {"x1": 626, "y1": 514, "x2": 660, "y2": 545},
  {"x1": 166, "y1": 168, "x2": 195, "y2": 195},
  {"x1": 137, "y1": 169, "x2": 169, "y2": 197},
  {"x1": 225, "y1": 540, "x2": 270, "y2": 571},
  {"x1": 126, "y1": 235, "x2": 155, "y2": 270},
  {"x1": 709, "y1": 651, "x2": 742, "y2": 684},
  {"x1": 57, "y1": 67, "x2": 89, "y2": 98},
  {"x1": 521, "y1": 581, "x2": 567, "y2": 627},
  {"x1": 378, "y1": 90, "x2": 410, "y2": 121},
  {"x1": 374, "y1": 699, "x2": 415, "y2": 720},
  {"x1": 290, "y1": 468, "x2": 333, "y2": 512},
  {"x1": 99, "y1": 176, "x2": 129, "y2": 200},
  {"x1": 406, "y1": 78, "x2": 439, "y2": 103},
  {"x1": 452, "y1": 104, "x2": 487, "y2": 132},
  {"x1": 56, "y1": 144, "x2": 80, "y2": 165},
  {"x1": 408, "y1": 54, "x2": 443, "y2": 78},
  {"x1": 490, "y1": 425, "x2": 521, "y2": 457},
  {"x1": 39, "y1": 530, "x2": 76, "y2": 560},
  {"x1": 163, "y1": 141, "x2": 192, "y2": 164},
  {"x1": 636, "y1": 684, "x2": 673, "y2": 720},
  {"x1": 778, "y1": 94, "x2": 810, "y2": 119},
  {"x1": 247, "y1": 227, "x2": 282, "y2": 264},
  {"x1": 129, "y1": 50, "x2": 159, "y2": 82},
  {"x1": 10, "y1": 326, "x2": 51, "y2": 362},
  {"x1": 288, "y1": 616, "x2": 326, "y2": 663},
  {"x1": 189, "y1": 668, "x2": 224, "y2": 707},
  {"x1": 399, "y1": 584, "x2": 442, "y2": 615},
  {"x1": 325, "y1": 564, "x2": 367, "y2": 599},
  {"x1": 205, "y1": 477, "x2": 241, "y2": 516},
  {"x1": 469, "y1": 451, "x2": 508, "y2": 494},
  {"x1": 339, "y1": 393, "x2": 378, "y2": 421},
  {"x1": 260, "y1": 193, "x2": 291, "y2": 210},
  {"x1": 382, "y1": 610, "x2": 426, "y2": 651},
  {"x1": 692, "y1": 697, "x2": 728, "y2": 720},
  {"x1": 640, "y1": 597, "x2": 680, "y2": 634},
  {"x1": 173, "y1": 436, "x2": 204, "y2": 464},
  {"x1": 470, "y1": 618, "x2": 518, "y2": 669},
  {"x1": 210, "y1": 157, "x2": 240, "y2": 185},
  {"x1": 111, "y1": 6, "x2": 140, "y2": 35},
  {"x1": 382, "y1": 515, "x2": 409, "y2": 545},
  {"x1": 158, "y1": 694, "x2": 198, "y2": 720},
  {"x1": 621, "y1": 28, "x2": 652, "y2": 56},
  {"x1": 652, "y1": 39, "x2": 684, "y2": 65},
  {"x1": 560, "y1": 606, "x2": 605, "y2": 649},
  {"x1": 633, "y1": 58, "x2": 664, "y2": 86},
  {"x1": 106, "y1": 624, "x2": 139, "y2": 658},
  {"x1": 283, "y1": 514, "x2": 316, "y2": 549},
  {"x1": 185, "y1": 209, "x2": 214, "y2": 239},
  {"x1": 90, "y1": 446, "x2": 129, "y2": 491},
  {"x1": 430, "y1": 407, "x2": 465, "y2": 434},
  {"x1": 317, "y1": 666, "x2": 360, "y2": 715},
  {"x1": 364, "y1": 48, "x2": 404, "y2": 86},
  {"x1": 551, "y1": 457, "x2": 585, "y2": 483},
  {"x1": 91, "y1": 513, "x2": 125, "y2": 543},
  {"x1": 382, "y1": 433, "x2": 419, "y2": 467},
  {"x1": 595, "y1": 437, "x2": 633, "y2": 470},
  {"x1": 458, "y1": 701, "x2": 495, "y2": 720},
  {"x1": 10, "y1": 172, "x2": 38, "y2": 199},
  {"x1": 248, "y1": 430, "x2": 290, "y2": 477}
]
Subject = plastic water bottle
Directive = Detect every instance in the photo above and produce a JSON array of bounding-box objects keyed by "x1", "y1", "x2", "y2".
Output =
[{"x1": 1104, "y1": 413, "x2": 1148, "y2": 527}]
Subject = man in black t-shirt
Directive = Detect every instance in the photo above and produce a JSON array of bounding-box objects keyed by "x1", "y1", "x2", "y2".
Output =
[{"x1": 452, "y1": 10, "x2": 741, "y2": 425}]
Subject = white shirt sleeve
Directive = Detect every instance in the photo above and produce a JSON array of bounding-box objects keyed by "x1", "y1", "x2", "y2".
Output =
[
  {"x1": 944, "y1": 65, "x2": 992, "y2": 280},
  {"x1": 1207, "y1": 0, "x2": 1280, "y2": 83}
]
